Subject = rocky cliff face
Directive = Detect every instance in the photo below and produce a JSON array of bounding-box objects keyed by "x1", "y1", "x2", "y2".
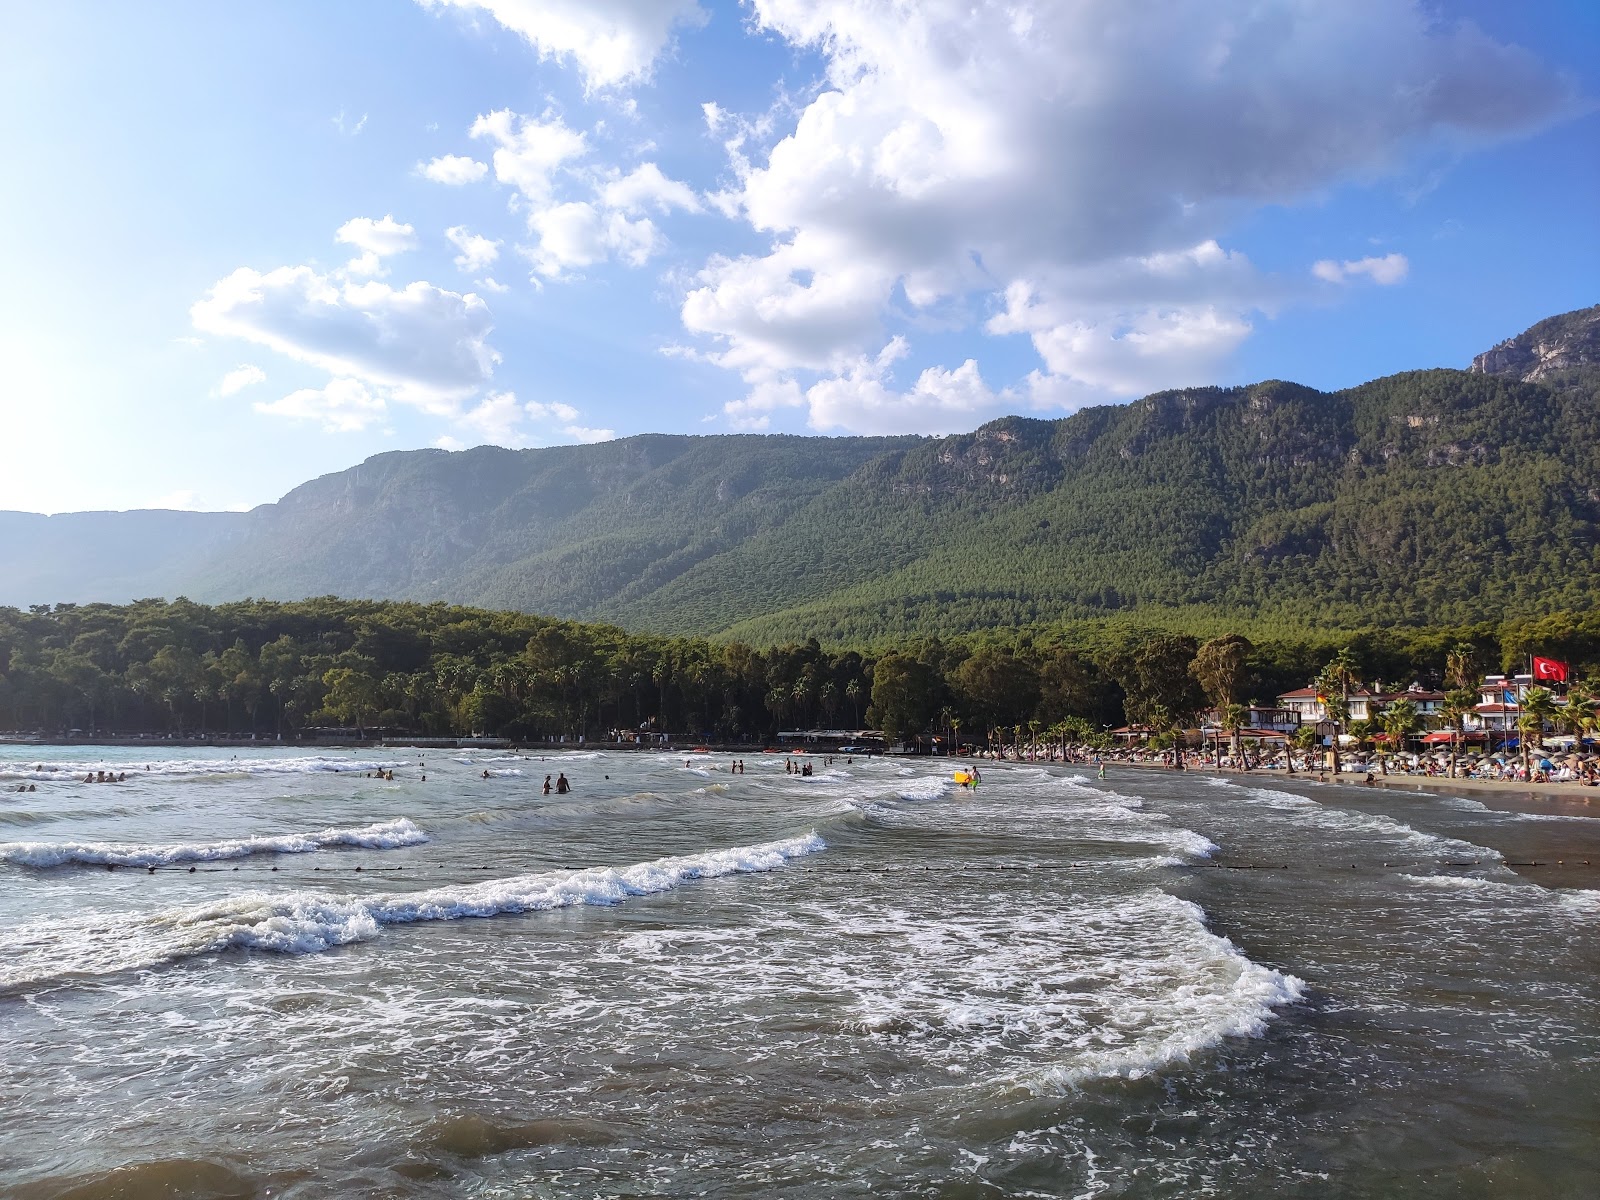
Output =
[{"x1": 1470, "y1": 304, "x2": 1600, "y2": 383}]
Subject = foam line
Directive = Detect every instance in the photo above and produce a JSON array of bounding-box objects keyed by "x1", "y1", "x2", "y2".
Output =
[
  {"x1": 0, "y1": 818, "x2": 429, "y2": 869},
  {"x1": 0, "y1": 833, "x2": 825, "y2": 994}
]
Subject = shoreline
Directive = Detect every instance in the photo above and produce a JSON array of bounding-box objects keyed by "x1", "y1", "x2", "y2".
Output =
[{"x1": 1103, "y1": 757, "x2": 1600, "y2": 818}]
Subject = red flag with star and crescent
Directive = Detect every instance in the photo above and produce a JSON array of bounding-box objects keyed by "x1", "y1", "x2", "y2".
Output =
[{"x1": 1533, "y1": 656, "x2": 1569, "y2": 683}]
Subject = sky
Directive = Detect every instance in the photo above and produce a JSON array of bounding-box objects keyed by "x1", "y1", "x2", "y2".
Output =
[{"x1": 1, "y1": 0, "x2": 1595, "y2": 515}]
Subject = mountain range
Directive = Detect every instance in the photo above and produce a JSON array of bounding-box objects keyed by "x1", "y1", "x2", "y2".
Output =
[{"x1": 5, "y1": 305, "x2": 1597, "y2": 644}]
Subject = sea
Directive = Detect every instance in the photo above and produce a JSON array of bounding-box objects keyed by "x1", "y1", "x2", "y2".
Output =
[{"x1": 0, "y1": 744, "x2": 1596, "y2": 1198}]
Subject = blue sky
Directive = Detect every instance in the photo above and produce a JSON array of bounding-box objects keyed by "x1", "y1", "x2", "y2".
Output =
[{"x1": 1, "y1": 0, "x2": 1594, "y2": 514}]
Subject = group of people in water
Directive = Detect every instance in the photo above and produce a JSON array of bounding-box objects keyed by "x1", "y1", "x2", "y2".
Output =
[
  {"x1": 82, "y1": 771, "x2": 127, "y2": 783},
  {"x1": 543, "y1": 773, "x2": 570, "y2": 794}
]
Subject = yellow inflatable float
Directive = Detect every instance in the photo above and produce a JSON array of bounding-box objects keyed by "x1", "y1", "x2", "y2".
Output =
[{"x1": 952, "y1": 769, "x2": 980, "y2": 787}]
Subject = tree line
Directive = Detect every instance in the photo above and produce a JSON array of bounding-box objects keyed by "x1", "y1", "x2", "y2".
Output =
[{"x1": 5, "y1": 597, "x2": 1600, "y2": 747}]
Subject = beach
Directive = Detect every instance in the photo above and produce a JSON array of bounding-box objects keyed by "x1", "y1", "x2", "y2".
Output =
[{"x1": 1, "y1": 744, "x2": 1596, "y2": 1196}]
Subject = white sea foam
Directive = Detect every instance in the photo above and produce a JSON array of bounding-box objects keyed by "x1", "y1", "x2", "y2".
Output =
[
  {"x1": 0, "y1": 818, "x2": 430, "y2": 869},
  {"x1": 1, "y1": 756, "x2": 409, "y2": 782},
  {"x1": 893, "y1": 776, "x2": 950, "y2": 803},
  {"x1": 1231, "y1": 785, "x2": 1499, "y2": 861},
  {"x1": 1042, "y1": 779, "x2": 1214, "y2": 859},
  {"x1": 0, "y1": 833, "x2": 825, "y2": 994},
  {"x1": 754, "y1": 889, "x2": 1301, "y2": 1094},
  {"x1": 1404, "y1": 873, "x2": 1600, "y2": 919}
]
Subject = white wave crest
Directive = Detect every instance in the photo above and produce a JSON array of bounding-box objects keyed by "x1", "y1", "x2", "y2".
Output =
[
  {"x1": 3, "y1": 756, "x2": 410, "y2": 782},
  {"x1": 1232, "y1": 785, "x2": 1499, "y2": 861},
  {"x1": 0, "y1": 834, "x2": 825, "y2": 994},
  {"x1": 0, "y1": 818, "x2": 429, "y2": 869}
]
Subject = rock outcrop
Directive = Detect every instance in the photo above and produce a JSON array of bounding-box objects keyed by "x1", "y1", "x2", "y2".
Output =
[{"x1": 1470, "y1": 304, "x2": 1600, "y2": 383}]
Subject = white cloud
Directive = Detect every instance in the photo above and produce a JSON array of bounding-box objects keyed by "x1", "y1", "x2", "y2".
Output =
[
  {"x1": 419, "y1": 0, "x2": 707, "y2": 90},
  {"x1": 525, "y1": 399, "x2": 580, "y2": 423},
  {"x1": 255, "y1": 378, "x2": 388, "y2": 433},
  {"x1": 477, "y1": 276, "x2": 510, "y2": 293},
  {"x1": 335, "y1": 215, "x2": 418, "y2": 278},
  {"x1": 446, "y1": 225, "x2": 501, "y2": 272},
  {"x1": 521, "y1": 397, "x2": 613, "y2": 442},
  {"x1": 470, "y1": 109, "x2": 588, "y2": 206},
  {"x1": 457, "y1": 390, "x2": 530, "y2": 444},
  {"x1": 1312, "y1": 253, "x2": 1410, "y2": 286},
  {"x1": 679, "y1": 0, "x2": 1573, "y2": 429},
  {"x1": 601, "y1": 162, "x2": 701, "y2": 214},
  {"x1": 191, "y1": 265, "x2": 497, "y2": 408},
  {"x1": 562, "y1": 423, "x2": 615, "y2": 442},
  {"x1": 459, "y1": 110, "x2": 694, "y2": 277},
  {"x1": 523, "y1": 202, "x2": 660, "y2": 277},
  {"x1": 336, "y1": 215, "x2": 417, "y2": 258},
  {"x1": 421, "y1": 154, "x2": 489, "y2": 184},
  {"x1": 802, "y1": 339, "x2": 1001, "y2": 434},
  {"x1": 422, "y1": 392, "x2": 614, "y2": 448},
  {"x1": 216, "y1": 364, "x2": 266, "y2": 397}
]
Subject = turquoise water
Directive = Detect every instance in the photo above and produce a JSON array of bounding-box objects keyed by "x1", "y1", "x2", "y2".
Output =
[{"x1": 0, "y1": 746, "x2": 1596, "y2": 1197}]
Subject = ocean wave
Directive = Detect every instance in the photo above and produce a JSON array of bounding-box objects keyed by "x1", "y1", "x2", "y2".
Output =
[
  {"x1": 0, "y1": 756, "x2": 409, "y2": 782},
  {"x1": 1403, "y1": 872, "x2": 1600, "y2": 918},
  {"x1": 0, "y1": 834, "x2": 825, "y2": 995},
  {"x1": 1231, "y1": 784, "x2": 1499, "y2": 861},
  {"x1": 769, "y1": 889, "x2": 1302, "y2": 1094},
  {"x1": 0, "y1": 818, "x2": 429, "y2": 869}
]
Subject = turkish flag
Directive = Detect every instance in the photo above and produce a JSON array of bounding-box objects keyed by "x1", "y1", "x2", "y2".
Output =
[{"x1": 1533, "y1": 656, "x2": 1569, "y2": 683}]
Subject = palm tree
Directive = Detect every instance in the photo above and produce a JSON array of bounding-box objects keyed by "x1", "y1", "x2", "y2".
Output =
[
  {"x1": 1519, "y1": 686, "x2": 1557, "y2": 776},
  {"x1": 1442, "y1": 688, "x2": 1478, "y2": 778},
  {"x1": 1445, "y1": 642, "x2": 1477, "y2": 692},
  {"x1": 1316, "y1": 649, "x2": 1359, "y2": 776},
  {"x1": 1379, "y1": 699, "x2": 1420, "y2": 774},
  {"x1": 1291, "y1": 723, "x2": 1319, "y2": 774},
  {"x1": 1221, "y1": 701, "x2": 1249, "y2": 771},
  {"x1": 1347, "y1": 719, "x2": 1373, "y2": 771},
  {"x1": 1565, "y1": 681, "x2": 1600, "y2": 755},
  {"x1": 845, "y1": 678, "x2": 863, "y2": 727}
]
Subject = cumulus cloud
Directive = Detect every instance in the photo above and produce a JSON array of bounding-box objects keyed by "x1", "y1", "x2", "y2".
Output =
[
  {"x1": 602, "y1": 162, "x2": 701, "y2": 214},
  {"x1": 463, "y1": 108, "x2": 694, "y2": 278},
  {"x1": 426, "y1": 392, "x2": 614, "y2": 447},
  {"x1": 470, "y1": 108, "x2": 589, "y2": 206},
  {"x1": 419, "y1": 0, "x2": 707, "y2": 90},
  {"x1": 215, "y1": 364, "x2": 266, "y2": 397},
  {"x1": 805, "y1": 341, "x2": 1000, "y2": 435},
  {"x1": 523, "y1": 202, "x2": 660, "y2": 277},
  {"x1": 191, "y1": 265, "x2": 497, "y2": 408},
  {"x1": 1312, "y1": 253, "x2": 1410, "y2": 286},
  {"x1": 336, "y1": 215, "x2": 417, "y2": 257},
  {"x1": 335, "y1": 215, "x2": 419, "y2": 278},
  {"x1": 446, "y1": 225, "x2": 501, "y2": 272},
  {"x1": 255, "y1": 378, "x2": 388, "y2": 433},
  {"x1": 525, "y1": 397, "x2": 614, "y2": 442},
  {"x1": 457, "y1": 390, "x2": 530, "y2": 443},
  {"x1": 420, "y1": 154, "x2": 489, "y2": 184},
  {"x1": 681, "y1": 0, "x2": 1575, "y2": 429}
]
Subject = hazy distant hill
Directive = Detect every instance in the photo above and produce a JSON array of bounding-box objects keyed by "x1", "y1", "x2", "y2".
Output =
[
  {"x1": 3, "y1": 305, "x2": 1597, "y2": 641},
  {"x1": 0, "y1": 509, "x2": 244, "y2": 609}
]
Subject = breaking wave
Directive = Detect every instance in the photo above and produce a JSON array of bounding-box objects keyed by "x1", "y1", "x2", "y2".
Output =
[
  {"x1": 0, "y1": 818, "x2": 429, "y2": 869},
  {"x1": 0, "y1": 833, "x2": 824, "y2": 995}
]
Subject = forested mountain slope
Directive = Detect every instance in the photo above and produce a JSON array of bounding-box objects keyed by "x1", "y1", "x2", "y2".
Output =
[{"x1": 2, "y1": 307, "x2": 1596, "y2": 642}]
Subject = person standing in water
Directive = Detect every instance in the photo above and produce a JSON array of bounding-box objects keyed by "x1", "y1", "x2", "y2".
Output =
[
  {"x1": 556, "y1": 773, "x2": 570, "y2": 794},
  {"x1": 543, "y1": 775, "x2": 552, "y2": 794}
]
